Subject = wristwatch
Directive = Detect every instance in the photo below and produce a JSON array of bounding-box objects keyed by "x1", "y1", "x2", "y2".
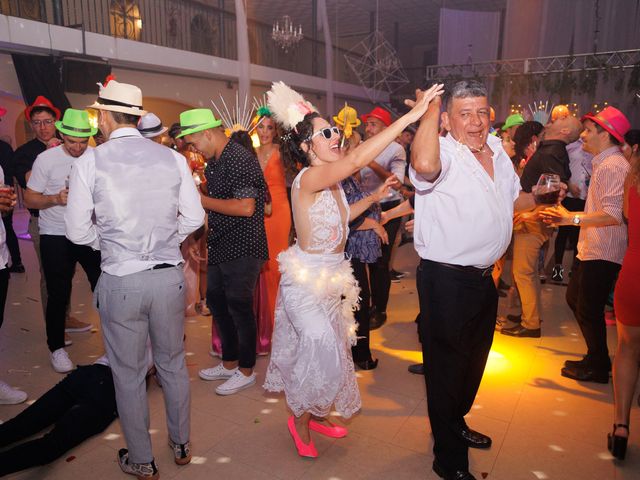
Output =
[{"x1": 572, "y1": 214, "x2": 581, "y2": 225}]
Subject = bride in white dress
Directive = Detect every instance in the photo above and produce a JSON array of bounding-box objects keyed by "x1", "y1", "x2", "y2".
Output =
[{"x1": 263, "y1": 82, "x2": 443, "y2": 458}]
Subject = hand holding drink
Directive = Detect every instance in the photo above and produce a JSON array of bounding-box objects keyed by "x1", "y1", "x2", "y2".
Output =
[
  {"x1": 533, "y1": 173, "x2": 561, "y2": 205},
  {"x1": 0, "y1": 183, "x2": 16, "y2": 214}
]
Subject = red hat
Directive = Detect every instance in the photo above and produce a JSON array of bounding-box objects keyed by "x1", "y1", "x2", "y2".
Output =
[
  {"x1": 361, "y1": 107, "x2": 392, "y2": 127},
  {"x1": 24, "y1": 96, "x2": 61, "y2": 121},
  {"x1": 581, "y1": 106, "x2": 630, "y2": 144},
  {"x1": 0, "y1": 106, "x2": 6, "y2": 117}
]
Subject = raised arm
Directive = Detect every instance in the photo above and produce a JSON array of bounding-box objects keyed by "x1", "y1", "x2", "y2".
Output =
[
  {"x1": 410, "y1": 93, "x2": 442, "y2": 181},
  {"x1": 301, "y1": 84, "x2": 443, "y2": 193}
]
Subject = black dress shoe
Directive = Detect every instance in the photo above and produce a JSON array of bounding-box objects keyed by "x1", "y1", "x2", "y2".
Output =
[
  {"x1": 355, "y1": 358, "x2": 378, "y2": 370},
  {"x1": 433, "y1": 460, "x2": 476, "y2": 480},
  {"x1": 8, "y1": 263, "x2": 25, "y2": 273},
  {"x1": 561, "y1": 364, "x2": 609, "y2": 383},
  {"x1": 458, "y1": 423, "x2": 492, "y2": 449},
  {"x1": 408, "y1": 363, "x2": 424, "y2": 375},
  {"x1": 564, "y1": 356, "x2": 611, "y2": 372},
  {"x1": 506, "y1": 313, "x2": 522, "y2": 323},
  {"x1": 369, "y1": 312, "x2": 387, "y2": 330},
  {"x1": 501, "y1": 324, "x2": 541, "y2": 338}
]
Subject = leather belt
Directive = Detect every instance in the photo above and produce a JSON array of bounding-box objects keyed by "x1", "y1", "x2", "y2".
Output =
[
  {"x1": 150, "y1": 263, "x2": 175, "y2": 270},
  {"x1": 427, "y1": 260, "x2": 494, "y2": 278}
]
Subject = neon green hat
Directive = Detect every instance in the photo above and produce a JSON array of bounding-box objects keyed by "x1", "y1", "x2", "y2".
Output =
[
  {"x1": 55, "y1": 108, "x2": 97, "y2": 137},
  {"x1": 502, "y1": 113, "x2": 525, "y2": 131},
  {"x1": 177, "y1": 109, "x2": 222, "y2": 138}
]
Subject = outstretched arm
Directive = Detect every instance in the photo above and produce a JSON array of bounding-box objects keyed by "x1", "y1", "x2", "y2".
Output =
[{"x1": 301, "y1": 84, "x2": 444, "y2": 193}]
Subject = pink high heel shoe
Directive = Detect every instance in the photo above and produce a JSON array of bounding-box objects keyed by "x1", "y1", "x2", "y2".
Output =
[
  {"x1": 287, "y1": 416, "x2": 318, "y2": 458},
  {"x1": 309, "y1": 419, "x2": 348, "y2": 438}
]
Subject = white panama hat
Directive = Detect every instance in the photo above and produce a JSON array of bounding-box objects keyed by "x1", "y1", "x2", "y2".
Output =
[
  {"x1": 137, "y1": 113, "x2": 168, "y2": 138},
  {"x1": 88, "y1": 79, "x2": 147, "y2": 116}
]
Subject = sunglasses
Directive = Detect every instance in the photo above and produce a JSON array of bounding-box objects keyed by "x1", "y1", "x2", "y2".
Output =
[
  {"x1": 308, "y1": 126, "x2": 340, "y2": 141},
  {"x1": 32, "y1": 119, "x2": 55, "y2": 127}
]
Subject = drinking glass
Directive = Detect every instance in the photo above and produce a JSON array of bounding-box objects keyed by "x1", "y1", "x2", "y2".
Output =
[{"x1": 533, "y1": 173, "x2": 561, "y2": 205}]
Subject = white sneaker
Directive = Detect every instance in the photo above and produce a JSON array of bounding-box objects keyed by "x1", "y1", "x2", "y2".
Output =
[
  {"x1": 198, "y1": 363, "x2": 237, "y2": 381},
  {"x1": 50, "y1": 348, "x2": 74, "y2": 373},
  {"x1": 215, "y1": 371, "x2": 256, "y2": 396},
  {"x1": 0, "y1": 380, "x2": 27, "y2": 405}
]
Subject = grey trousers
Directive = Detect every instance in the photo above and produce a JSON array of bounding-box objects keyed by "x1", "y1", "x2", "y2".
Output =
[
  {"x1": 27, "y1": 215, "x2": 47, "y2": 317},
  {"x1": 97, "y1": 266, "x2": 190, "y2": 464}
]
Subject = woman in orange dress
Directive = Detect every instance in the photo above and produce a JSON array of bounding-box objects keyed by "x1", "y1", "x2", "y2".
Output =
[{"x1": 255, "y1": 111, "x2": 291, "y2": 354}]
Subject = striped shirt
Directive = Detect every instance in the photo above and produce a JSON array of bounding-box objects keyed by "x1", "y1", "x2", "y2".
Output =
[{"x1": 577, "y1": 146, "x2": 629, "y2": 264}]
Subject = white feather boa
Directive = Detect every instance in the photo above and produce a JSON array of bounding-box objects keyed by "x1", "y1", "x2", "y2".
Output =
[
  {"x1": 267, "y1": 81, "x2": 318, "y2": 131},
  {"x1": 278, "y1": 246, "x2": 360, "y2": 346}
]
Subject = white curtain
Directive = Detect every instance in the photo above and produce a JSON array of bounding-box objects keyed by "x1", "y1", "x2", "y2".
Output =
[{"x1": 437, "y1": 8, "x2": 501, "y2": 65}]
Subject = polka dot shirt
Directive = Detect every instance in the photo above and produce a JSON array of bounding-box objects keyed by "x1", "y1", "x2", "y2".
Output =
[{"x1": 205, "y1": 140, "x2": 269, "y2": 265}]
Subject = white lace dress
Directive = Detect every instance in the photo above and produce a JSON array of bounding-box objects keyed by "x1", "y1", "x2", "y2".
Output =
[{"x1": 263, "y1": 168, "x2": 362, "y2": 419}]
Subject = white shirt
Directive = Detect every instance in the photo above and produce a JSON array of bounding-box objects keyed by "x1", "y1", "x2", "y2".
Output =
[
  {"x1": 359, "y1": 141, "x2": 406, "y2": 203},
  {"x1": 409, "y1": 133, "x2": 521, "y2": 268},
  {"x1": 0, "y1": 168, "x2": 9, "y2": 270},
  {"x1": 65, "y1": 128, "x2": 205, "y2": 276},
  {"x1": 27, "y1": 145, "x2": 92, "y2": 235}
]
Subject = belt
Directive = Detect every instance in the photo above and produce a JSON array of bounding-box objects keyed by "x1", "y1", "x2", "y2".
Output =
[
  {"x1": 150, "y1": 263, "x2": 175, "y2": 270},
  {"x1": 427, "y1": 260, "x2": 494, "y2": 278}
]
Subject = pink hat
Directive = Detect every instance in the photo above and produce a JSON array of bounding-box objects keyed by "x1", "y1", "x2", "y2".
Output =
[
  {"x1": 361, "y1": 107, "x2": 392, "y2": 127},
  {"x1": 25, "y1": 96, "x2": 61, "y2": 121},
  {"x1": 581, "y1": 106, "x2": 630, "y2": 144},
  {"x1": 0, "y1": 106, "x2": 6, "y2": 117}
]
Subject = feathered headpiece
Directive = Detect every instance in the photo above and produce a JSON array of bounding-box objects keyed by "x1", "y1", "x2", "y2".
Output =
[
  {"x1": 249, "y1": 94, "x2": 272, "y2": 133},
  {"x1": 211, "y1": 92, "x2": 255, "y2": 137},
  {"x1": 267, "y1": 81, "x2": 317, "y2": 131}
]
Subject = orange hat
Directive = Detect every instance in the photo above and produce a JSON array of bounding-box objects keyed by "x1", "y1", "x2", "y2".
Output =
[{"x1": 24, "y1": 96, "x2": 61, "y2": 121}]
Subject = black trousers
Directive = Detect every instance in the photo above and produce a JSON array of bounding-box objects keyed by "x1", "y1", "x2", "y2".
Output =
[
  {"x1": 418, "y1": 260, "x2": 497, "y2": 472},
  {"x1": 0, "y1": 364, "x2": 117, "y2": 477},
  {"x1": 554, "y1": 197, "x2": 585, "y2": 265},
  {"x1": 40, "y1": 235, "x2": 102, "y2": 352},
  {"x1": 351, "y1": 258, "x2": 373, "y2": 362},
  {"x1": 566, "y1": 259, "x2": 620, "y2": 370},
  {"x1": 369, "y1": 199, "x2": 402, "y2": 314},
  {"x1": 2, "y1": 211, "x2": 21, "y2": 266},
  {"x1": 207, "y1": 256, "x2": 264, "y2": 368},
  {"x1": 0, "y1": 267, "x2": 8, "y2": 329}
]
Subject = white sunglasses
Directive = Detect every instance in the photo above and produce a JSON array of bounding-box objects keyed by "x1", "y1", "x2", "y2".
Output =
[{"x1": 307, "y1": 126, "x2": 340, "y2": 141}]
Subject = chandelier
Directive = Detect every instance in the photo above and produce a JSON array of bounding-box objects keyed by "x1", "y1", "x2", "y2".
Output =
[{"x1": 271, "y1": 15, "x2": 303, "y2": 52}]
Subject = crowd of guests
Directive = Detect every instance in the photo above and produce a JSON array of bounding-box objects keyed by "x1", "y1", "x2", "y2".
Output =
[{"x1": 0, "y1": 76, "x2": 637, "y2": 480}]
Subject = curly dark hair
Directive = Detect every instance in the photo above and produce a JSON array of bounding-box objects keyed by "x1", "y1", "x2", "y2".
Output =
[
  {"x1": 230, "y1": 130, "x2": 256, "y2": 157},
  {"x1": 279, "y1": 112, "x2": 320, "y2": 170},
  {"x1": 513, "y1": 121, "x2": 544, "y2": 163}
]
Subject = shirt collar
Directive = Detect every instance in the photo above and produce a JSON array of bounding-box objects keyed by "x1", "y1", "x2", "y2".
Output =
[
  {"x1": 109, "y1": 127, "x2": 143, "y2": 140},
  {"x1": 592, "y1": 146, "x2": 622, "y2": 168},
  {"x1": 445, "y1": 132, "x2": 502, "y2": 155}
]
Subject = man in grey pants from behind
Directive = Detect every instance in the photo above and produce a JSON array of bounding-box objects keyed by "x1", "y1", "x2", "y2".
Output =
[{"x1": 65, "y1": 79, "x2": 205, "y2": 480}]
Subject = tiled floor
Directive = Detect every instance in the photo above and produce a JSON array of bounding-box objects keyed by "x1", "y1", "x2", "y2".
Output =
[{"x1": 1, "y1": 208, "x2": 639, "y2": 479}]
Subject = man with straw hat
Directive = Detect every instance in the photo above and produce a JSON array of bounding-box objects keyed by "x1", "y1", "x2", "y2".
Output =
[
  {"x1": 178, "y1": 108, "x2": 267, "y2": 396},
  {"x1": 24, "y1": 108, "x2": 102, "y2": 374},
  {"x1": 65, "y1": 79, "x2": 205, "y2": 479}
]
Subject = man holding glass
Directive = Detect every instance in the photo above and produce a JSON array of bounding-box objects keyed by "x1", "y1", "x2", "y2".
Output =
[
  {"x1": 409, "y1": 80, "x2": 550, "y2": 480},
  {"x1": 502, "y1": 115, "x2": 582, "y2": 338},
  {"x1": 541, "y1": 106, "x2": 631, "y2": 384}
]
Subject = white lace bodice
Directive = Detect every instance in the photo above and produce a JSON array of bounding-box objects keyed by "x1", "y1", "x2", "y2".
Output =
[{"x1": 292, "y1": 167, "x2": 350, "y2": 254}]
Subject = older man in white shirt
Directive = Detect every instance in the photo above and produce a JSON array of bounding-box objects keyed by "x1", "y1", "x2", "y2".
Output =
[
  {"x1": 65, "y1": 80, "x2": 204, "y2": 480},
  {"x1": 409, "y1": 80, "x2": 541, "y2": 480}
]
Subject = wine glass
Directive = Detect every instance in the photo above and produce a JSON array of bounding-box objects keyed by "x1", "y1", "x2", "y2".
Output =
[{"x1": 533, "y1": 173, "x2": 561, "y2": 205}]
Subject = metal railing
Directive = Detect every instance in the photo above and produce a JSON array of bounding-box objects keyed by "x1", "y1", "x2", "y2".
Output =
[
  {"x1": 426, "y1": 49, "x2": 640, "y2": 80},
  {"x1": 1, "y1": 0, "x2": 360, "y2": 83}
]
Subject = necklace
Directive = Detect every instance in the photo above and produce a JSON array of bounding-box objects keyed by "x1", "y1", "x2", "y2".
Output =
[{"x1": 468, "y1": 144, "x2": 486, "y2": 154}]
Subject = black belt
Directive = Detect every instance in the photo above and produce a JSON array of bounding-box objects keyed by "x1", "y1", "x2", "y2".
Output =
[
  {"x1": 150, "y1": 263, "x2": 175, "y2": 270},
  {"x1": 426, "y1": 260, "x2": 494, "y2": 278}
]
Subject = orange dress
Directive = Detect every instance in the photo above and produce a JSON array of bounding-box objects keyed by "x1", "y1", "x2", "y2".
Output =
[{"x1": 258, "y1": 149, "x2": 292, "y2": 353}]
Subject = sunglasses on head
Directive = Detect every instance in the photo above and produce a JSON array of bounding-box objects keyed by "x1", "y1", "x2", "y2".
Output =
[{"x1": 308, "y1": 126, "x2": 340, "y2": 141}]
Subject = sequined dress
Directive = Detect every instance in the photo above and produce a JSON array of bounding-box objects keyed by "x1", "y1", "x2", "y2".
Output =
[{"x1": 263, "y1": 168, "x2": 362, "y2": 418}]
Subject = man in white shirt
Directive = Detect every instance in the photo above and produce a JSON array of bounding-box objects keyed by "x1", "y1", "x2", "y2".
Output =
[
  {"x1": 24, "y1": 108, "x2": 102, "y2": 374},
  {"x1": 65, "y1": 80, "x2": 205, "y2": 479},
  {"x1": 409, "y1": 80, "x2": 540, "y2": 480},
  {"x1": 359, "y1": 107, "x2": 408, "y2": 329},
  {"x1": 0, "y1": 170, "x2": 27, "y2": 405}
]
